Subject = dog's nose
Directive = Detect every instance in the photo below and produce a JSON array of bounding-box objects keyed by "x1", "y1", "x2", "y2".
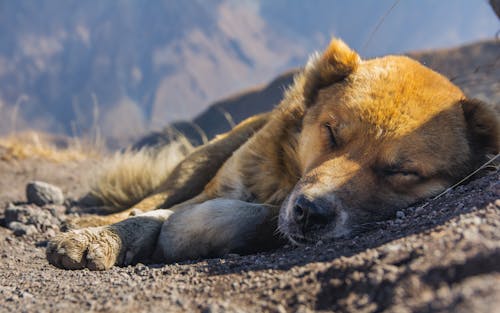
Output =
[{"x1": 293, "y1": 195, "x2": 333, "y2": 231}]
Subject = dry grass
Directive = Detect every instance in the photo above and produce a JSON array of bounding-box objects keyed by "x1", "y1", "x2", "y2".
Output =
[{"x1": 0, "y1": 131, "x2": 102, "y2": 162}]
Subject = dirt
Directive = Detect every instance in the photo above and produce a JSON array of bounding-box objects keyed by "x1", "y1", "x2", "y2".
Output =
[
  {"x1": 0, "y1": 157, "x2": 98, "y2": 206},
  {"x1": 0, "y1": 153, "x2": 498, "y2": 313}
]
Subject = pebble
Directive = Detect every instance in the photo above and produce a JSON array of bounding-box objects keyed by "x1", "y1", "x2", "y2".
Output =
[
  {"x1": 8, "y1": 221, "x2": 38, "y2": 236},
  {"x1": 414, "y1": 206, "x2": 425, "y2": 214},
  {"x1": 462, "y1": 229, "x2": 480, "y2": 241},
  {"x1": 45, "y1": 229, "x2": 56, "y2": 238},
  {"x1": 26, "y1": 181, "x2": 64, "y2": 206},
  {"x1": 470, "y1": 216, "x2": 482, "y2": 225},
  {"x1": 201, "y1": 303, "x2": 227, "y2": 313},
  {"x1": 4, "y1": 203, "x2": 61, "y2": 236},
  {"x1": 21, "y1": 291, "x2": 34, "y2": 299},
  {"x1": 396, "y1": 211, "x2": 406, "y2": 219}
]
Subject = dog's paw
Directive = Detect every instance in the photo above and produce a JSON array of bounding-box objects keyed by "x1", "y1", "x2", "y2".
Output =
[{"x1": 46, "y1": 227, "x2": 121, "y2": 270}]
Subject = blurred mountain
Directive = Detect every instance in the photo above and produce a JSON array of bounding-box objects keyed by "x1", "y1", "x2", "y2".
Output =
[
  {"x1": 0, "y1": 0, "x2": 497, "y2": 146},
  {"x1": 133, "y1": 39, "x2": 500, "y2": 149}
]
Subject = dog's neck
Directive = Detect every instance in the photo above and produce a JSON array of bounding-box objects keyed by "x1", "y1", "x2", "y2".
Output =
[{"x1": 238, "y1": 99, "x2": 305, "y2": 205}]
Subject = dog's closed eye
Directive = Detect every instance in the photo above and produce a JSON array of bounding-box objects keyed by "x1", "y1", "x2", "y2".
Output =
[
  {"x1": 324, "y1": 123, "x2": 339, "y2": 149},
  {"x1": 382, "y1": 168, "x2": 422, "y2": 184}
]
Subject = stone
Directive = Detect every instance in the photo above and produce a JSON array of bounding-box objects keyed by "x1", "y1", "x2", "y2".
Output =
[
  {"x1": 8, "y1": 221, "x2": 38, "y2": 236},
  {"x1": 26, "y1": 181, "x2": 64, "y2": 206},
  {"x1": 4, "y1": 203, "x2": 61, "y2": 233}
]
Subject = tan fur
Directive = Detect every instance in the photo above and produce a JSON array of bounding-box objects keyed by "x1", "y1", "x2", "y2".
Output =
[
  {"x1": 47, "y1": 38, "x2": 499, "y2": 270},
  {"x1": 69, "y1": 113, "x2": 271, "y2": 228},
  {"x1": 89, "y1": 136, "x2": 194, "y2": 209}
]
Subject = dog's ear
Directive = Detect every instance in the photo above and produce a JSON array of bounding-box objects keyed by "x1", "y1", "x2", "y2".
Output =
[
  {"x1": 303, "y1": 38, "x2": 360, "y2": 106},
  {"x1": 461, "y1": 99, "x2": 499, "y2": 159}
]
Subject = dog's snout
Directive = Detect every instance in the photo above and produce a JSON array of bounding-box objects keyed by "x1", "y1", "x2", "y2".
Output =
[{"x1": 292, "y1": 196, "x2": 334, "y2": 232}]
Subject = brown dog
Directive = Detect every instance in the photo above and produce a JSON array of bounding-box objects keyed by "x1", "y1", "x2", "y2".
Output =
[{"x1": 47, "y1": 38, "x2": 498, "y2": 270}]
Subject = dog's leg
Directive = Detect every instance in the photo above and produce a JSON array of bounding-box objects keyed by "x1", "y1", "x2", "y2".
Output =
[
  {"x1": 66, "y1": 192, "x2": 212, "y2": 229},
  {"x1": 65, "y1": 193, "x2": 174, "y2": 229},
  {"x1": 47, "y1": 209, "x2": 174, "y2": 270},
  {"x1": 48, "y1": 198, "x2": 283, "y2": 270},
  {"x1": 67, "y1": 113, "x2": 270, "y2": 229},
  {"x1": 153, "y1": 199, "x2": 284, "y2": 263}
]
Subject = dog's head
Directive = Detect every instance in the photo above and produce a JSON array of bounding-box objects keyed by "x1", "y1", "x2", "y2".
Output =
[{"x1": 279, "y1": 39, "x2": 499, "y2": 244}]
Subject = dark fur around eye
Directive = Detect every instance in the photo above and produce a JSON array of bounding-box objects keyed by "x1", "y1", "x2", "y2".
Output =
[
  {"x1": 383, "y1": 168, "x2": 420, "y2": 178},
  {"x1": 324, "y1": 123, "x2": 338, "y2": 148}
]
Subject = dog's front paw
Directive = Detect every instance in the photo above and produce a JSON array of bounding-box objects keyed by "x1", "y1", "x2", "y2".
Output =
[{"x1": 46, "y1": 227, "x2": 121, "y2": 270}]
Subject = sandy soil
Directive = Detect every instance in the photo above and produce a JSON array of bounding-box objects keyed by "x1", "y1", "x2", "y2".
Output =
[{"x1": 0, "y1": 151, "x2": 499, "y2": 313}]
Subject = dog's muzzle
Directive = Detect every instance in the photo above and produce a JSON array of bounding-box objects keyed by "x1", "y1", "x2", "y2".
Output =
[
  {"x1": 292, "y1": 195, "x2": 337, "y2": 233},
  {"x1": 279, "y1": 187, "x2": 348, "y2": 243}
]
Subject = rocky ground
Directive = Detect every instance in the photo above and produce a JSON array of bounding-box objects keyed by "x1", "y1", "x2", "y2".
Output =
[{"x1": 0, "y1": 150, "x2": 499, "y2": 313}]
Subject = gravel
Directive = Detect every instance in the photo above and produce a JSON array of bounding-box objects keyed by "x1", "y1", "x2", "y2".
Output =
[
  {"x1": 7, "y1": 221, "x2": 38, "y2": 236},
  {"x1": 3, "y1": 203, "x2": 64, "y2": 236},
  {"x1": 0, "y1": 160, "x2": 499, "y2": 312}
]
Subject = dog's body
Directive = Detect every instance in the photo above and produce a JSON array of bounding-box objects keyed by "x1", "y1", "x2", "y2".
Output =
[{"x1": 47, "y1": 39, "x2": 498, "y2": 270}]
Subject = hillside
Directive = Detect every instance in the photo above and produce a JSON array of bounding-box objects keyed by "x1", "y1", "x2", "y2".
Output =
[
  {"x1": 134, "y1": 39, "x2": 500, "y2": 147},
  {"x1": 0, "y1": 1, "x2": 497, "y2": 147}
]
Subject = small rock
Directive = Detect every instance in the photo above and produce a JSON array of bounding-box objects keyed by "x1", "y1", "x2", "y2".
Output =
[
  {"x1": 21, "y1": 291, "x2": 34, "y2": 299},
  {"x1": 396, "y1": 211, "x2": 406, "y2": 219},
  {"x1": 174, "y1": 297, "x2": 186, "y2": 307},
  {"x1": 8, "y1": 221, "x2": 38, "y2": 236},
  {"x1": 470, "y1": 216, "x2": 482, "y2": 225},
  {"x1": 134, "y1": 263, "x2": 148, "y2": 275},
  {"x1": 462, "y1": 229, "x2": 480, "y2": 241},
  {"x1": 26, "y1": 181, "x2": 64, "y2": 206},
  {"x1": 4, "y1": 203, "x2": 61, "y2": 233},
  {"x1": 45, "y1": 228, "x2": 56, "y2": 238},
  {"x1": 275, "y1": 305, "x2": 287, "y2": 313},
  {"x1": 201, "y1": 304, "x2": 218, "y2": 313}
]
